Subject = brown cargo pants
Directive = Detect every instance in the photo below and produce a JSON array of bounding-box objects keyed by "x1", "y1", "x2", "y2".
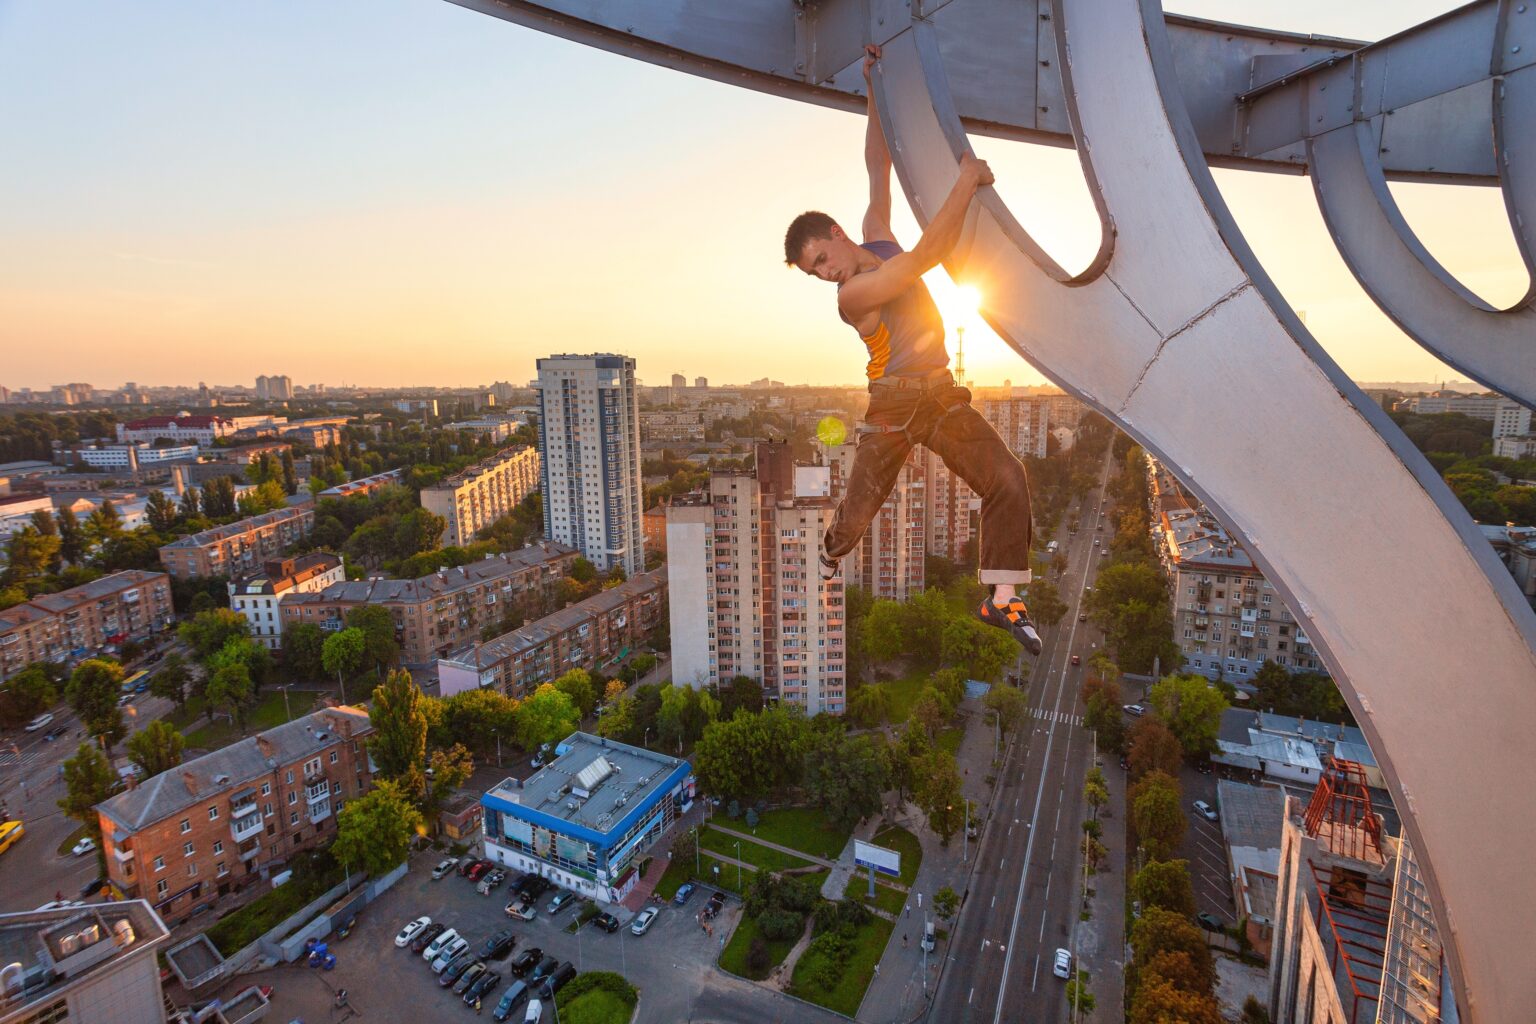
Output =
[{"x1": 824, "y1": 373, "x2": 1034, "y2": 586}]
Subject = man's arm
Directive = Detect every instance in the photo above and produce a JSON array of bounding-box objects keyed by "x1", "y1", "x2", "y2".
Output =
[
  {"x1": 839, "y1": 152, "x2": 995, "y2": 319},
  {"x1": 861, "y1": 45, "x2": 896, "y2": 245}
]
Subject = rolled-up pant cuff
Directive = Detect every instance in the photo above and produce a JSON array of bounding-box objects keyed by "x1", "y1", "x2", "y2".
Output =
[{"x1": 979, "y1": 568, "x2": 1032, "y2": 586}]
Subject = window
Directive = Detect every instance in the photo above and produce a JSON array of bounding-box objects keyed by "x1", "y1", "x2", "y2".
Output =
[
  {"x1": 212, "y1": 841, "x2": 224, "y2": 855},
  {"x1": 263, "y1": 803, "x2": 272, "y2": 816},
  {"x1": 290, "y1": 811, "x2": 300, "y2": 825},
  {"x1": 217, "y1": 862, "x2": 228, "y2": 877},
  {"x1": 285, "y1": 770, "x2": 294, "y2": 784},
  {"x1": 156, "y1": 880, "x2": 169, "y2": 897},
  {"x1": 154, "y1": 856, "x2": 165, "y2": 872},
  {"x1": 187, "y1": 863, "x2": 198, "y2": 877},
  {"x1": 179, "y1": 819, "x2": 191, "y2": 834},
  {"x1": 261, "y1": 782, "x2": 271, "y2": 796},
  {"x1": 208, "y1": 806, "x2": 219, "y2": 821},
  {"x1": 288, "y1": 792, "x2": 297, "y2": 805},
  {"x1": 183, "y1": 842, "x2": 195, "y2": 857},
  {"x1": 329, "y1": 751, "x2": 338, "y2": 764}
]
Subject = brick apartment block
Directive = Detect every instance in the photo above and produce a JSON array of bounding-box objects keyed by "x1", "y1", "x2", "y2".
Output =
[
  {"x1": 96, "y1": 707, "x2": 374, "y2": 923},
  {"x1": 157, "y1": 505, "x2": 315, "y2": 581},
  {"x1": 0, "y1": 570, "x2": 174, "y2": 681},
  {"x1": 419, "y1": 445, "x2": 541, "y2": 547}
]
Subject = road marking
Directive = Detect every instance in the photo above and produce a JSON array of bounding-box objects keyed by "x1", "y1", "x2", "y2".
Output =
[
  {"x1": 1031, "y1": 953, "x2": 1040, "y2": 992},
  {"x1": 969, "y1": 986, "x2": 975, "y2": 1005}
]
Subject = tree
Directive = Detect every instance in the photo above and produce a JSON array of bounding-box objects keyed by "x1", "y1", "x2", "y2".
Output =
[
  {"x1": 65, "y1": 659, "x2": 125, "y2": 745},
  {"x1": 281, "y1": 622, "x2": 327, "y2": 681},
  {"x1": 1083, "y1": 766, "x2": 1109, "y2": 821},
  {"x1": 368, "y1": 670, "x2": 429, "y2": 801},
  {"x1": 847, "y1": 683, "x2": 893, "y2": 728},
  {"x1": 1241, "y1": 995, "x2": 1272, "y2": 1024},
  {"x1": 1133, "y1": 859, "x2": 1196, "y2": 917},
  {"x1": 145, "y1": 489, "x2": 179, "y2": 532},
  {"x1": 2, "y1": 526, "x2": 61, "y2": 590},
  {"x1": 1081, "y1": 676, "x2": 1127, "y2": 754},
  {"x1": 204, "y1": 660, "x2": 254, "y2": 732},
  {"x1": 910, "y1": 687, "x2": 947, "y2": 739},
  {"x1": 917, "y1": 750, "x2": 965, "y2": 844},
  {"x1": 424, "y1": 743, "x2": 475, "y2": 822},
  {"x1": 1128, "y1": 717, "x2": 1185, "y2": 781},
  {"x1": 939, "y1": 614, "x2": 1017, "y2": 681},
  {"x1": 58, "y1": 742, "x2": 116, "y2": 853},
  {"x1": 553, "y1": 669, "x2": 598, "y2": 718},
  {"x1": 983, "y1": 684, "x2": 1028, "y2": 736},
  {"x1": 1149, "y1": 674, "x2": 1228, "y2": 759},
  {"x1": 332, "y1": 779, "x2": 424, "y2": 877},
  {"x1": 345, "y1": 605, "x2": 399, "y2": 673},
  {"x1": 693, "y1": 705, "x2": 811, "y2": 801},
  {"x1": 439, "y1": 686, "x2": 520, "y2": 760},
  {"x1": 57, "y1": 507, "x2": 88, "y2": 565},
  {"x1": 1130, "y1": 909, "x2": 1215, "y2": 989},
  {"x1": 178, "y1": 486, "x2": 202, "y2": 522},
  {"x1": 934, "y1": 885, "x2": 959, "y2": 920},
  {"x1": 1024, "y1": 576, "x2": 1068, "y2": 629},
  {"x1": 803, "y1": 730, "x2": 888, "y2": 831},
  {"x1": 1066, "y1": 976, "x2": 1096, "y2": 1014},
  {"x1": 126, "y1": 720, "x2": 185, "y2": 777},
  {"x1": 281, "y1": 448, "x2": 298, "y2": 495},
  {"x1": 201, "y1": 476, "x2": 237, "y2": 518},
  {"x1": 717, "y1": 675, "x2": 764, "y2": 717},
  {"x1": 84, "y1": 500, "x2": 123, "y2": 547},
  {"x1": 0, "y1": 664, "x2": 58, "y2": 728},
  {"x1": 1129, "y1": 968, "x2": 1223, "y2": 1024},
  {"x1": 1130, "y1": 770, "x2": 1185, "y2": 860},
  {"x1": 321, "y1": 627, "x2": 367, "y2": 701},
  {"x1": 515, "y1": 683, "x2": 580, "y2": 752},
  {"x1": 597, "y1": 694, "x2": 636, "y2": 740},
  {"x1": 179, "y1": 608, "x2": 250, "y2": 661}
]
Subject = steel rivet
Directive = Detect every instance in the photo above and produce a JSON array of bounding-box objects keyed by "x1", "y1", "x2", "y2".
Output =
[
  {"x1": 1515, "y1": 45, "x2": 1523, "y2": 53},
  {"x1": 1518, "y1": 4, "x2": 1527, "y2": 12}
]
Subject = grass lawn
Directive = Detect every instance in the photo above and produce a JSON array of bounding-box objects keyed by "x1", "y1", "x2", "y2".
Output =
[
  {"x1": 556, "y1": 972, "x2": 638, "y2": 1024},
  {"x1": 654, "y1": 851, "x2": 749, "y2": 900},
  {"x1": 789, "y1": 915, "x2": 896, "y2": 1016},
  {"x1": 883, "y1": 667, "x2": 930, "y2": 723},
  {"x1": 725, "y1": 806, "x2": 851, "y2": 861},
  {"x1": 842, "y1": 875, "x2": 908, "y2": 916},
  {"x1": 936, "y1": 726, "x2": 964, "y2": 757},
  {"x1": 719, "y1": 913, "x2": 799, "y2": 980},
  {"x1": 872, "y1": 825, "x2": 923, "y2": 887},
  {"x1": 178, "y1": 690, "x2": 307, "y2": 750},
  {"x1": 206, "y1": 852, "x2": 345, "y2": 955},
  {"x1": 699, "y1": 827, "x2": 814, "y2": 873}
]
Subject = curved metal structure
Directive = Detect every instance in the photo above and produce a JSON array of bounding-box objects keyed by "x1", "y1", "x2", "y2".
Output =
[{"x1": 445, "y1": 1, "x2": 1536, "y2": 1020}]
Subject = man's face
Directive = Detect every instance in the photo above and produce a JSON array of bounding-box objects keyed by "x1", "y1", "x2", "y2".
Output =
[{"x1": 795, "y1": 225, "x2": 859, "y2": 285}]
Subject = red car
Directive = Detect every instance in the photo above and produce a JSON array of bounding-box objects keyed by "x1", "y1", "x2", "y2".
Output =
[
  {"x1": 467, "y1": 862, "x2": 492, "y2": 882},
  {"x1": 1070, "y1": 655, "x2": 1081, "y2": 666}
]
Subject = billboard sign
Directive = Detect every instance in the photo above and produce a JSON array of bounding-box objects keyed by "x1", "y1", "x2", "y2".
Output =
[{"x1": 853, "y1": 840, "x2": 901, "y2": 878}]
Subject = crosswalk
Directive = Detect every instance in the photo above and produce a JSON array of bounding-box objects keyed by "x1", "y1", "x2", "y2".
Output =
[
  {"x1": 0, "y1": 746, "x2": 43, "y2": 773},
  {"x1": 1030, "y1": 707, "x2": 1083, "y2": 727}
]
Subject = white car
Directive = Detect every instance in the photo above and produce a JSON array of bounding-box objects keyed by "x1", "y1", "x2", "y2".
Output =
[
  {"x1": 1052, "y1": 947, "x2": 1073, "y2": 979},
  {"x1": 24, "y1": 713, "x2": 54, "y2": 733},
  {"x1": 630, "y1": 907, "x2": 658, "y2": 936},
  {"x1": 431, "y1": 858, "x2": 459, "y2": 880},
  {"x1": 423, "y1": 927, "x2": 460, "y2": 962},
  {"x1": 524, "y1": 998, "x2": 543, "y2": 1023},
  {"x1": 395, "y1": 916, "x2": 431, "y2": 947},
  {"x1": 1193, "y1": 799, "x2": 1219, "y2": 822},
  {"x1": 431, "y1": 936, "x2": 469, "y2": 973},
  {"x1": 1122, "y1": 704, "x2": 1146, "y2": 717},
  {"x1": 71, "y1": 837, "x2": 97, "y2": 857}
]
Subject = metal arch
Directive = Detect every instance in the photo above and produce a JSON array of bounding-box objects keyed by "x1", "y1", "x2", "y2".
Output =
[
  {"x1": 871, "y1": 5, "x2": 1536, "y2": 1022},
  {"x1": 1308, "y1": 118, "x2": 1536, "y2": 408}
]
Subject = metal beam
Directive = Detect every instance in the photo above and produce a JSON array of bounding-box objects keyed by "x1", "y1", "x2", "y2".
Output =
[{"x1": 870, "y1": 5, "x2": 1536, "y2": 1022}]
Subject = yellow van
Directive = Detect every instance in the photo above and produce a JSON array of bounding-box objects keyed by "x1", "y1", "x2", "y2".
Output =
[{"x1": 0, "y1": 820, "x2": 23, "y2": 855}]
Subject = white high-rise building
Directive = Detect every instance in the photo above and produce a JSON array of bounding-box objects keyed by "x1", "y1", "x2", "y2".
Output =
[{"x1": 534, "y1": 354, "x2": 645, "y2": 576}]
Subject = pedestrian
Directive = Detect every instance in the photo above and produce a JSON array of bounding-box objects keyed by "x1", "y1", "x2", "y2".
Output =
[
  {"x1": 475, "y1": 997, "x2": 482, "y2": 1015},
  {"x1": 903, "y1": 933, "x2": 908, "y2": 947},
  {"x1": 905, "y1": 904, "x2": 910, "y2": 918},
  {"x1": 874, "y1": 963, "x2": 880, "y2": 976}
]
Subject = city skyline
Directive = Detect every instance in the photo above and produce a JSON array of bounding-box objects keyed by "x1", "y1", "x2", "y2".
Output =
[{"x1": 0, "y1": 1, "x2": 1519, "y2": 392}]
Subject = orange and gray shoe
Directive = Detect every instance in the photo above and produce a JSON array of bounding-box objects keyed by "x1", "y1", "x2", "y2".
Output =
[{"x1": 976, "y1": 596, "x2": 1043, "y2": 656}]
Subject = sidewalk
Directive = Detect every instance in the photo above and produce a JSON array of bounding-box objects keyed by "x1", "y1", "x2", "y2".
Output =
[
  {"x1": 856, "y1": 698, "x2": 1003, "y2": 1023},
  {"x1": 1080, "y1": 750, "x2": 1127, "y2": 1023}
]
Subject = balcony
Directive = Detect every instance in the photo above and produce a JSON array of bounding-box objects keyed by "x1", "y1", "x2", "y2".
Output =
[
  {"x1": 308, "y1": 799, "x2": 332, "y2": 825},
  {"x1": 238, "y1": 839, "x2": 262, "y2": 862},
  {"x1": 231, "y1": 813, "x2": 264, "y2": 842}
]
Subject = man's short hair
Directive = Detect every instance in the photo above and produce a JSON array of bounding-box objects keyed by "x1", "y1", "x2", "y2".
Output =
[{"x1": 784, "y1": 211, "x2": 838, "y2": 266}]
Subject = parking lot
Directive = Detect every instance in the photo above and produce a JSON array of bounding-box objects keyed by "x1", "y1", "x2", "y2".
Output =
[
  {"x1": 254, "y1": 847, "x2": 844, "y2": 1024},
  {"x1": 1174, "y1": 766, "x2": 1240, "y2": 926}
]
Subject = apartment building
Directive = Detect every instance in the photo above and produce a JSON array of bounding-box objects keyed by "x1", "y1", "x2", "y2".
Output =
[
  {"x1": 437, "y1": 570, "x2": 667, "y2": 698},
  {"x1": 535, "y1": 354, "x2": 645, "y2": 576},
  {"x1": 1148, "y1": 459, "x2": 1320, "y2": 681},
  {"x1": 116, "y1": 415, "x2": 233, "y2": 447},
  {"x1": 445, "y1": 417, "x2": 520, "y2": 443},
  {"x1": 1267, "y1": 761, "x2": 1452, "y2": 1024},
  {"x1": 924, "y1": 448, "x2": 979, "y2": 562},
  {"x1": 978, "y1": 392, "x2": 1053, "y2": 459},
  {"x1": 666, "y1": 441, "x2": 846, "y2": 713},
  {"x1": 0, "y1": 901, "x2": 172, "y2": 1024},
  {"x1": 824, "y1": 444, "x2": 926, "y2": 601},
  {"x1": 316, "y1": 468, "x2": 404, "y2": 499},
  {"x1": 280, "y1": 542, "x2": 578, "y2": 664},
  {"x1": 0, "y1": 571, "x2": 174, "y2": 680},
  {"x1": 1401, "y1": 390, "x2": 1530, "y2": 438},
  {"x1": 72, "y1": 444, "x2": 199, "y2": 470},
  {"x1": 420, "y1": 445, "x2": 541, "y2": 547},
  {"x1": 228, "y1": 554, "x2": 347, "y2": 651},
  {"x1": 639, "y1": 410, "x2": 706, "y2": 444},
  {"x1": 96, "y1": 707, "x2": 373, "y2": 921},
  {"x1": 157, "y1": 505, "x2": 315, "y2": 581}
]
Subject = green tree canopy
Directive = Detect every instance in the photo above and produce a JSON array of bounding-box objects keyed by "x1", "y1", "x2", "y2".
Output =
[
  {"x1": 281, "y1": 622, "x2": 327, "y2": 682},
  {"x1": 983, "y1": 684, "x2": 1028, "y2": 736},
  {"x1": 803, "y1": 729, "x2": 888, "y2": 831},
  {"x1": 847, "y1": 683, "x2": 893, "y2": 729},
  {"x1": 204, "y1": 660, "x2": 254, "y2": 732},
  {"x1": 692, "y1": 705, "x2": 811, "y2": 801},
  {"x1": 345, "y1": 605, "x2": 400, "y2": 672},
  {"x1": 321, "y1": 627, "x2": 367, "y2": 697},
  {"x1": 368, "y1": 669, "x2": 429, "y2": 800},
  {"x1": 438, "y1": 686, "x2": 520, "y2": 759},
  {"x1": 1132, "y1": 859, "x2": 1197, "y2": 918},
  {"x1": 58, "y1": 742, "x2": 116, "y2": 852},
  {"x1": 179, "y1": 608, "x2": 251, "y2": 661},
  {"x1": 515, "y1": 683, "x2": 580, "y2": 753},
  {"x1": 553, "y1": 668, "x2": 598, "y2": 718},
  {"x1": 1130, "y1": 770, "x2": 1186, "y2": 861},
  {"x1": 65, "y1": 658, "x2": 125, "y2": 742},
  {"x1": 127, "y1": 719, "x2": 186, "y2": 778},
  {"x1": 1149, "y1": 674, "x2": 1228, "y2": 759},
  {"x1": 1128, "y1": 717, "x2": 1185, "y2": 781},
  {"x1": 333, "y1": 779, "x2": 424, "y2": 877},
  {"x1": 917, "y1": 749, "x2": 965, "y2": 844},
  {"x1": 0, "y1": 664, "x2": 58, "y2": 728}
]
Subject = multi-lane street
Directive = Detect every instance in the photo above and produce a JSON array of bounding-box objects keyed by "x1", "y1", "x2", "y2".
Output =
[{"x1": 926, "y1": 444, "x2": 1118, "y2": 1024}]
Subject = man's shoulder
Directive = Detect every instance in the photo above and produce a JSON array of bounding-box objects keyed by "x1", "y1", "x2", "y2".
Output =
[{"x1": 861, "y1": 239, "x2": 903, "y2": 259}]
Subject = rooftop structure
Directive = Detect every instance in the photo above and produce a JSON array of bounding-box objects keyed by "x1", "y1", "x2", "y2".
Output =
[
  {"x1": 316, "y1": 468, "x2": 404, "y2": 499},
  {"x1": 0, "y1": 900, "x2": 171, "y2": 1024}
]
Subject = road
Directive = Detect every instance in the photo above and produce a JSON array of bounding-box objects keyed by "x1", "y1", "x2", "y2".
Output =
[{"x1": 925, "y1": 444, "x2": 1117, "y2": 1024}]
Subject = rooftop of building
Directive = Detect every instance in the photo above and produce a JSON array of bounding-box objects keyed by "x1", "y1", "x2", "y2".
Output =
[
  {"x1": 1480, "y1": 522, "x2": 1536, "y2": 551},
  {"x1": 1159, "y1": 506, "x2": 1257, "y2": 570},
  {"x1": 160, "y1": 504, "x2": 313, "y2": 549},
  {"x1": 484, "y1": 731, "x2": 688, "y2": 839},
  {"x1": 0, "y1": 900, "x2": 169, "y2": 1013},
  {"x1": 0, "y1": 571, "x2": 167, "y2": 631},
  {"x1": 422, "y1": 446, "x2": 537, "y2": 492},
  {"x1": 284, "y1": 542, "x2": 577, "y2": 609},
  {"x1": 123, "y1": 414, "x2": 231, "y2": 429},
  {"x1": 97, "y1": 706, "x2": 372, "y2": 833},
  {"x1": 230, "y1": 553, "x2": 344, "y2": 597},
  {"x1": 1217, "y1": 780, "x2": 1286, "y2": 851},
  {"x1": 316, "y1": 468, "x2": 404, "y2": 497},
  {"x1": 447, "y1": 569, "x2": 666, "y2": 669}
]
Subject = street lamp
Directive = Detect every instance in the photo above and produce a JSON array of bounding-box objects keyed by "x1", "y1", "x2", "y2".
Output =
[
  {"x1": 732, "y1": 840, "x2": 742, "y2": 890},
  {"x1": 493, "y1": 728, "x2": 502, "y2": 767}
]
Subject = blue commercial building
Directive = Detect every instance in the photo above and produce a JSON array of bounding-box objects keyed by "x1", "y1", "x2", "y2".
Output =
[{"x1": 481, "y1": 732, "x2": 693, "y2": 904}]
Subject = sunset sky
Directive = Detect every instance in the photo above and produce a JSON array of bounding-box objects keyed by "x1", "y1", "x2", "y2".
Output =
[{"x1": 0, "y1": 1, "x2": 1522, "y2": 391}]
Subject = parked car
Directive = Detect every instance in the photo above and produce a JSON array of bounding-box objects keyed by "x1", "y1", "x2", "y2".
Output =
[
  {"x1": 71, "y1": 837, "x2": 97, "y2": 857},
  {"x1": 423, "y1": 927, "x2": 460, "y2": 963},
  {"x1": 482, "y1": 930, "x2": 517, "y2": 959},
  {"x1": 1078, "y1": 612, "x2": 1087, "y2": 622},
  {"x1": 672, "y1": 883, "x2": 696, "y2": 907},
  {"x1": 467, "y1": 862, "x2": 493, "y2": 882},
  {"x1": 43, "y1": 724, "x2": 68, "y2": 741},
  {"x1": 24, "y1": 713, "x2": 54, "y2": 733},
  {"x1": 432, "y1": 936, "x2": 470, "y2": 973},
  {"x1": 522, "y1": 875, "x2": 551, "y2": 899},
  {"x1": 1193, "y1": 799, "x2": 1219, "y2": 822},
  {"x1": 630, "y1": 908, "x2": 659, "y2": 936},
  {"x1": 460, "y1": 857, "x2": 488, "y2": 878},
  {"x1": 591, "y1": 912, "x2": 620, "y2": 934},
  {"x1": 528, "y1": 954, "x2": 559, "y2": 982},
  {"x1": 1122, "y1": 704, "x2": 1146, "y2": 717},
  {"x1": 539, "y1": 962, "x2": 576, "y2": 999},
  {"x1": 1052, "y1": 947, "x2": 1073, "y2": 979},
  {"x1": 393, "y1": 914, "x2": 430, "y2": 951},
  {"x1": 410, "y1": 922, "x2": 445, "y2": 954},
  {"x1": 506, "y1": 899, "x2": 536, "y2": 921},
  {"x1": 494, "y1": 980, "x2": 530, "y2": 1022},
  {"x1": 452, "y1": 961, "x2": 487, "y2": 995},
  {"x1": 703, "y1": 891, "x2": 726, "y2": 919},
  {"x1": 465, "y1": 969, "x2": 503, "y2": 1004},
  {"x1": 509, "y1": 947, "x2": 543, "y2": 977},
  {"x1": 431, "y1": 858, "x2": 459, "y2": 880},
  {"x1": 1197, "y1": 912, "x2": 1225, "y2": 933},
  {"x1": 441, "y1": 956, "x2": 478, "y2": 988},
  {"x1": 524, "y1": 998, "x2": 544, "y2": 1023},
  {"x1": 545, "y1": 891, "x2": 573, "y2": 915}
]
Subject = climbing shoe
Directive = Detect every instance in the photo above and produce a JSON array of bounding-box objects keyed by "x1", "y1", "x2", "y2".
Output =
[{"x1": 976, "y1": 596, "x2": 1043, "y2": 656}]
